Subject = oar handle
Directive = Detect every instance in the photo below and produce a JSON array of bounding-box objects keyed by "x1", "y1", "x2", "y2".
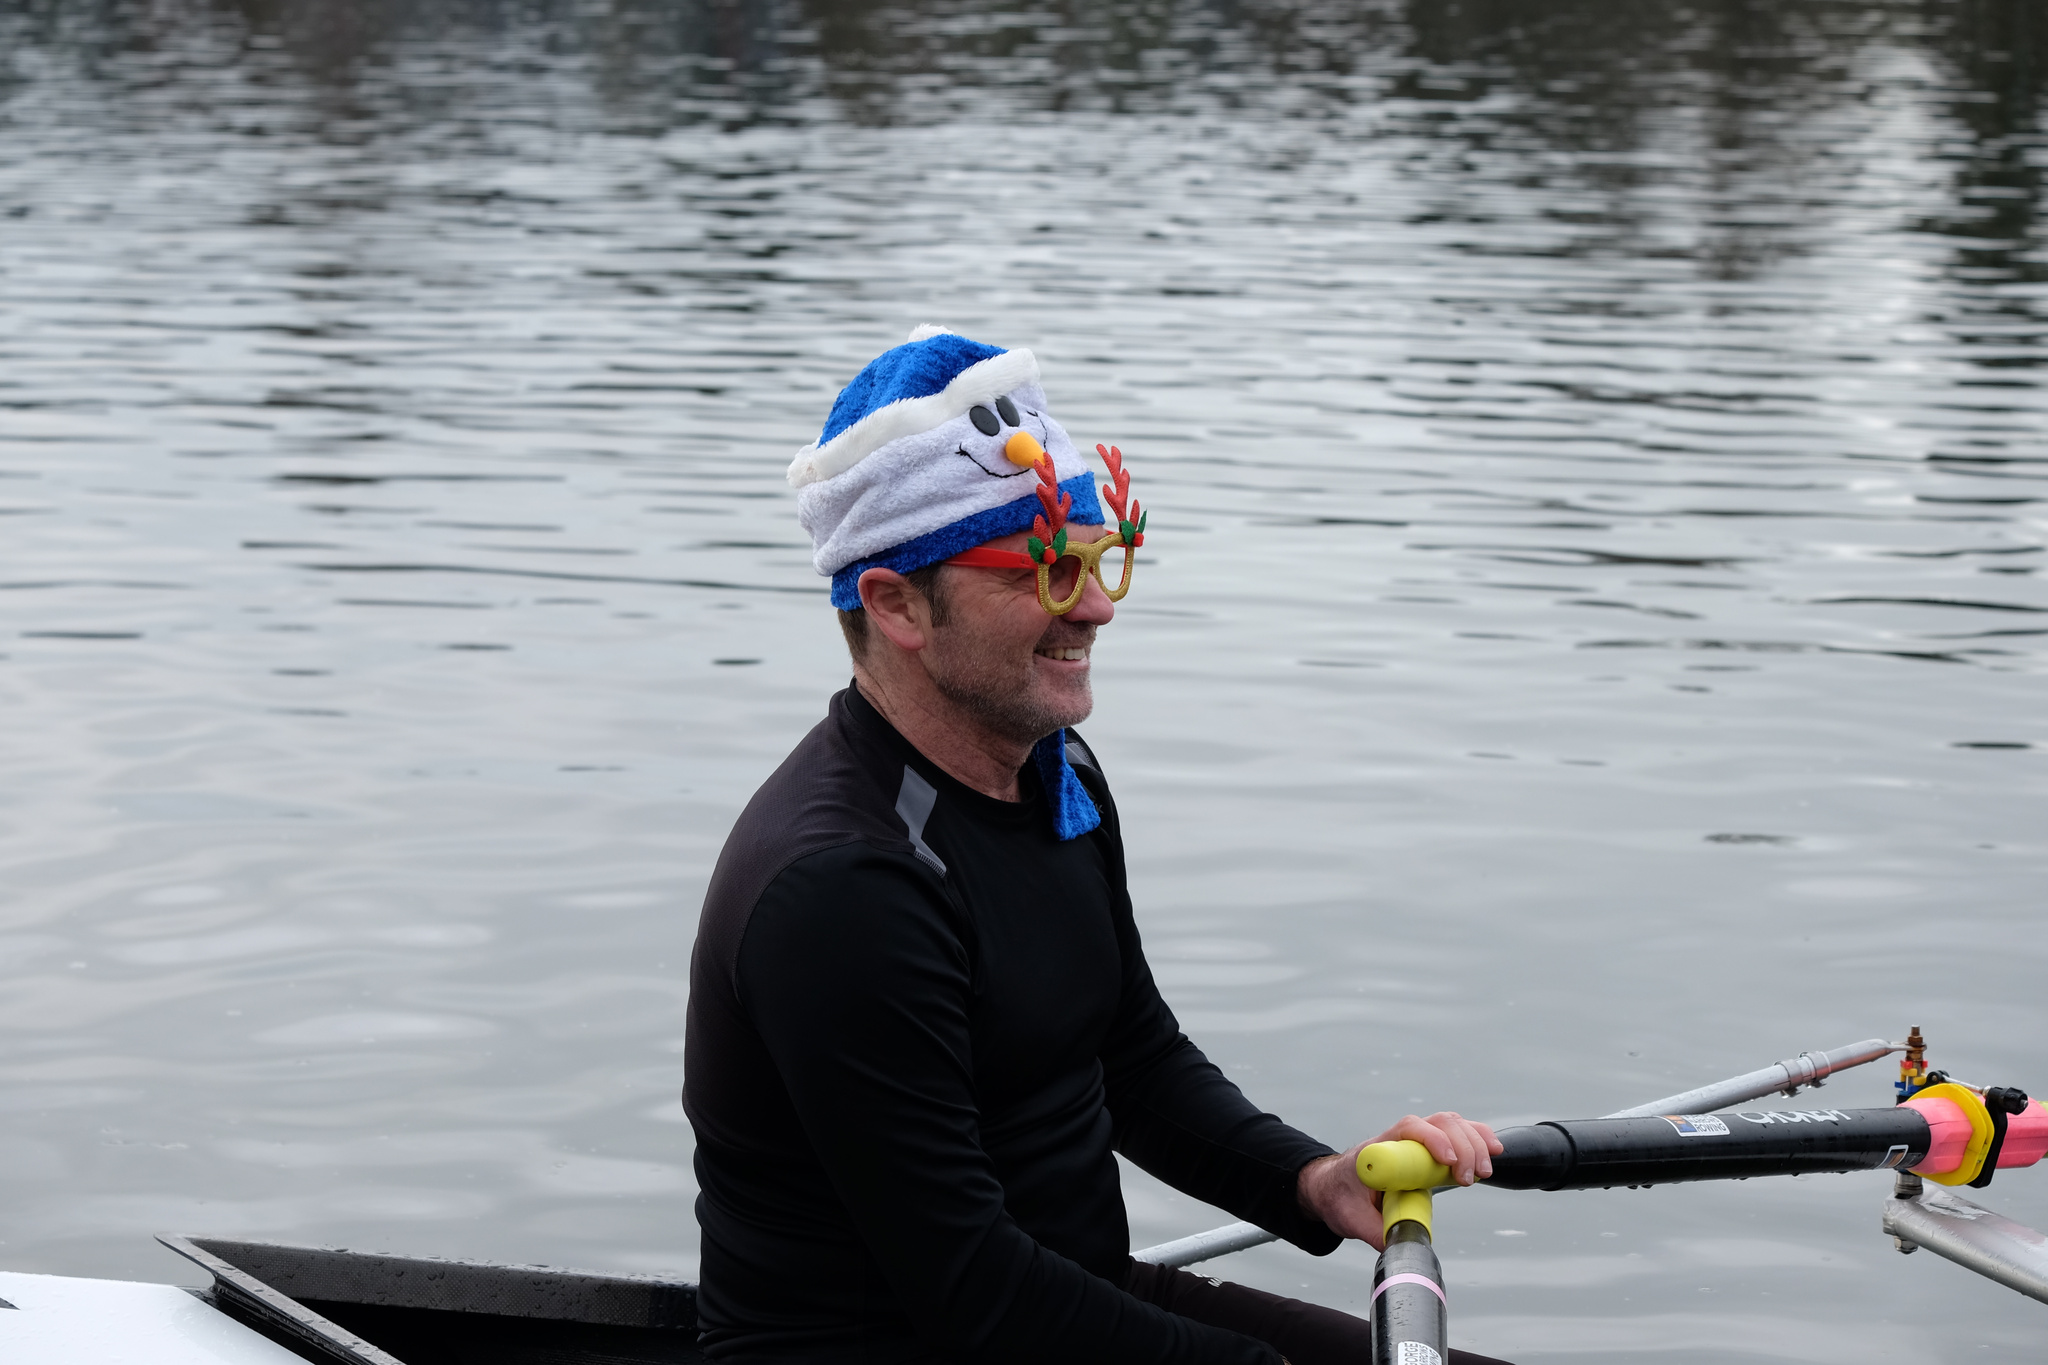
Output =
[
  {"x1": 1355, "y1": 1141, "x2": 1450, "y2": 1241},
  {"x1": 1355, "y1": 1140, "x2": 1451, "y2": 1192}
]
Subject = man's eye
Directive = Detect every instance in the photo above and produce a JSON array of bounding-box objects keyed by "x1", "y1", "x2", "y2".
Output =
[
  {"x1": 969, "y1": 405, "x2": 1001, "y2": 436},
  {"x1": 995, "y1": 395, "x2": 1020, "y2": 426}
]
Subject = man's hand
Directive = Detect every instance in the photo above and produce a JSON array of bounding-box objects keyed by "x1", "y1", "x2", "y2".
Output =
[{"x1": 1295, "y1": 1112, "x2": 1503, "y2": 1251}]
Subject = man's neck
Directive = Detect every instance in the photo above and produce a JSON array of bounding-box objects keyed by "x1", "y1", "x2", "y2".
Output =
[{"x1": 852, "y1": 664, "x2": 1033, "y2": 803}]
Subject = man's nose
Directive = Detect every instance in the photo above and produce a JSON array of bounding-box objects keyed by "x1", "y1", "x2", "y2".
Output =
[{"x1": 1066, "y1": 558, "x2": 1116, "y2": 626}]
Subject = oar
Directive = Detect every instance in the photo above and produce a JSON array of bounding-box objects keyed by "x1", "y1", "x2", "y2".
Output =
[
  {"x1": 1130, "y1": 1036, "x2": 1903, "y2": 1268},
  {"x1": 1349, "y1": 1083, "x2": 2048, "y2": 1365}
]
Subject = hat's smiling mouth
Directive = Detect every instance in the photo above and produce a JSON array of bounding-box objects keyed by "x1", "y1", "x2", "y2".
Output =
[{"x1": 955, "y1": 443, "x2": 1036, "y2": 478}]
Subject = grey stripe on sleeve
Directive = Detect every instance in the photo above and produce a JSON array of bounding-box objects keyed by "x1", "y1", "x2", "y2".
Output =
[{"x1": 894, "y1": 767, "x2": 947, "y2": 876}]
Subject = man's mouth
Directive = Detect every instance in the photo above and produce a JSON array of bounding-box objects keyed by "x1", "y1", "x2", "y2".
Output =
[{"x1": 1035, "y1": 646, "x2": 1089, "y2": 662}]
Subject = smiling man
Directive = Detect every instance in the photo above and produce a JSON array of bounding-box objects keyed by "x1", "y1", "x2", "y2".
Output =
[{"x1": 683, "y1": 329, "x2": 1508, "y2": 1365}]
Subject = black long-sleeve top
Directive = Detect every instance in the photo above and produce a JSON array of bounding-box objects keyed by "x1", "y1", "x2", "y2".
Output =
[{"x1": 683, "y1": 685, "x2": 1339, "y2": 1363}]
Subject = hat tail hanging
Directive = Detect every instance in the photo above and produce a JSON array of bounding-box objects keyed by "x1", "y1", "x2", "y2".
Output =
[{"x1": 1032, "y1": 729, "x2": 1102, "y2": 841}]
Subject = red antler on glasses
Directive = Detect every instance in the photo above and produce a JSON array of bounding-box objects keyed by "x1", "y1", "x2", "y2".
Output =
[
  {"x1": 1027, "y1": 456, "x2": 1071, "y2": 565},
  {"x1": 1097, "y1": 444, "x2": 1145, "y2": 547}
]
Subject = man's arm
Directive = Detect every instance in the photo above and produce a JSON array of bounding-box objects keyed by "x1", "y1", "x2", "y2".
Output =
[
  {"x1": 1097, "y1": 893, "x2": 1500, "y2": 1254},
  {"x1": 738, "y1": 842, "x2": 1285, "y2": 1365},
  {"x1": 1067, "y1": 749, "x2": 1341, "y2": 1253},
  {"x1": 1096, "y1": 902, "x2": 1345, "y2": 1255}
]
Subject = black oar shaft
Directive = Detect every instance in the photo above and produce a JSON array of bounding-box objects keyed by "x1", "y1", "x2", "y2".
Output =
[
  {"x1": 1485, "y1": 1106, "x2": 1931, "y2": 1191},
  {"x1": 1371, "y1": 1222, "x2": 1447, "y2": 1365}
]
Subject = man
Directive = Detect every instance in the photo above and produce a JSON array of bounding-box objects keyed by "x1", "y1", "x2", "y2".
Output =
[{"x1": 684, "y1": 328, "x2": 1508, "y2": 1364}]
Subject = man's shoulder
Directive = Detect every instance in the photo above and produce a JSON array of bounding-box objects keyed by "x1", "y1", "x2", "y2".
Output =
[{"x1": 694, "y1": 690, "x2": 935, "y2": 972}]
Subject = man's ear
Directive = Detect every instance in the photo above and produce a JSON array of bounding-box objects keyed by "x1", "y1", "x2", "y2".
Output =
[{"x1": 858, "y1": 568, "x2": 931, "y2": 653}]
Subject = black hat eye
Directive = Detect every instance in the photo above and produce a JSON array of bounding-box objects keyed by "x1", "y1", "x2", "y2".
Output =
[
  {"x1": 969, "y1": 405, "x2": 1000, "y2": 437},
  {"x1": 995, "y1": 395, "x2": 1020, "y2": 427}
]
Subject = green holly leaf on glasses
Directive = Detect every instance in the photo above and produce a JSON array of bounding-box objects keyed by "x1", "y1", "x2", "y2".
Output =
[
  {"x1": 1052, "y1": 528, "x2": 1068, "y2": 558},
  {"x1": 1026, "y1": 535, "x2": 1048, "y2": 563}
]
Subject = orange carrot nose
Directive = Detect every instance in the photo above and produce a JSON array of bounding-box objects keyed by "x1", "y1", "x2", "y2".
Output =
[{"x1": 1004, "y1": 430, "x2": 1046, "y2": 468}]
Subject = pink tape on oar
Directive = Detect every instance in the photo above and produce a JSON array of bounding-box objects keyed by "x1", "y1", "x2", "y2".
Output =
[{"x1": 1370, "y1": 1272, "x2": 1446, "y2": 1307}]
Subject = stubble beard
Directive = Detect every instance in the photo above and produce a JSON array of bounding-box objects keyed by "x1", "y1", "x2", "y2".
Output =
[{"x1": 926, "y1": 618, "x2": 1096, "y2": 749}]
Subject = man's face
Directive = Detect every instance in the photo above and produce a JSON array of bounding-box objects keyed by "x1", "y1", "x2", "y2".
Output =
[{"x1": 919, "y1": 524, "x2": 1119, "y2": 748}]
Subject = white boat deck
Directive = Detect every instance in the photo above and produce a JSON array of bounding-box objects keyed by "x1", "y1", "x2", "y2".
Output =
[{"x1": 0, "y1": 1269, "x2": 305, "y2": 1364}]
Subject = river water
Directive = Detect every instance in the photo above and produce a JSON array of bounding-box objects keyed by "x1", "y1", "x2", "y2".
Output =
[{"x1": 2, "y1": 1, "x2": 2044, "y2": 1359}]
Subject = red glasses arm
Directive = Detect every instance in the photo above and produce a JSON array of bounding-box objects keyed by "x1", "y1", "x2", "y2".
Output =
[{"x1": 945, "y1": 547, "x2": 1038, "y2": 569}]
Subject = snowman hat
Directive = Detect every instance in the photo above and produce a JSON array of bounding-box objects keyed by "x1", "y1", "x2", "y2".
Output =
[{"x1": 791, "y1": 325, "x2": 1104, "y2": 611}]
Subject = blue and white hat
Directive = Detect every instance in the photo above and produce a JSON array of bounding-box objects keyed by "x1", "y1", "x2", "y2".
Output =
[
  {"x1": 790, "y1": 326, "x2": 1110, "y2": 843},
  {"x1": 790, "y1": 325, "x2": 1105, "y2": 611}
]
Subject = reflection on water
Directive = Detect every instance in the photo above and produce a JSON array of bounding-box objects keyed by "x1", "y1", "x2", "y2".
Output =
[{"x1": 2, "y1": 2, "x2": 2045, "y2": 1360}]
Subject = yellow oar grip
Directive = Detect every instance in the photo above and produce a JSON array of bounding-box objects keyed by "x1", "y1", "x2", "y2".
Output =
[
  {"x1": 1356, "y1": 1141, "x2": 1448, "y2": 1240},
  {"x1": 1380, "y1": 1187, "x2": 1434, "y2": 1238},
  {"x1": 1355, "y1": 1140, "x2": 1451, "y2": 1192}
]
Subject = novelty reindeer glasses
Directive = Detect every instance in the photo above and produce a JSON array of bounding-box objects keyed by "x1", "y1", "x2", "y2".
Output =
[{"x1": 946, "y1": 444, "x2": 1148, "y2": 615}]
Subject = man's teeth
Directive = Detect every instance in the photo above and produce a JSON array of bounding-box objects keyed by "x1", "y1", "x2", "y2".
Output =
[{"x1": 1036, "y1": 646, "x2": 1088, "y2": 661}]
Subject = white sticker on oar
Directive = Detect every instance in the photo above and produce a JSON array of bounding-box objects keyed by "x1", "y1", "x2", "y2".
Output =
[
  {"x1": 1398, "y1": 1343, "x2": 1444, "y2": 1365},
  {"x1": 1661, "y1": 1114, "x2": 1730, "y2": 1136}
]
